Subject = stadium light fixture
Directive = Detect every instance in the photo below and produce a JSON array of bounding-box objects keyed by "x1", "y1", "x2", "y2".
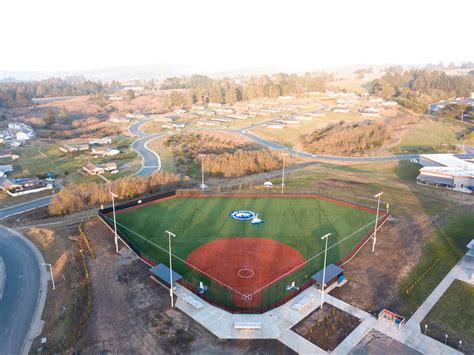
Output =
[
  {"x1": 320, "y1": 232, "x2": 331, "y2": 310},
  {"x1": 281, "y1": 152, "x2": 289, "y2": 194},
  {"x1": 372, "y1": 192, "x2": 383, "y2": 253},
  {"x1": 111, "y1": 192, "x2": 119, "y2": 254},
  {"x1": 166, "y1": 230, "x2": 177, "y2": 308},
  {"x1": 199, "y1": 154, "x2": 206, "y2": 193}
]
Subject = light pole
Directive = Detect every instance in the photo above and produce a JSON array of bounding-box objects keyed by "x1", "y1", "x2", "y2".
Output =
[
  {"x1": 166, "y1": 230, "x2": 176, "y2": 308},
  {"x1": 199, "y1": 154, "x2": 206, "y2": 193},
  {"x1": 372, "y1": 192, "x2": 383, "y2": 253},
  {"x1": 42, "y1": 263, "x2": 55, "y2": 290},
  {"x1": 111, "y1": 192, "x2": 119, "y2": 254},
  {"x1": 320, "y1": 232, "x2": 331, "y2": 310},
  {"x1": 281, "y1": 152, "x2": 288, "y2": 194}
]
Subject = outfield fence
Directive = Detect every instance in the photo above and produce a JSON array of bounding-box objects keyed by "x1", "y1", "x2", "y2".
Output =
[{"x1": 99, "y1": 189, "x2": 390, "y2": 313}]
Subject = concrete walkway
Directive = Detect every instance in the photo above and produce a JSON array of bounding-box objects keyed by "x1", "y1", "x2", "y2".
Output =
[
  {"x1": 174, "y1": 284, "x2": 328, "y2": 353},
  {"x1": 174, "y1": 275, "x2": 466, "y2": 355},
  {"x1": 329, "y1": 299, "x2": 462, "y2": 355},
  {"x1": 406, "y1": 252, "x2": 474, "y2": 331}
]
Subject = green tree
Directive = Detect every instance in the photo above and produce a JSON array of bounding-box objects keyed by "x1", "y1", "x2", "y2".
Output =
[
  {"x1": 44, "y1": 108, "x2": 55, "y2": 125},
  {"x1": 59, "y1": 106, "x2": 68, "y2": 121},
  {"x1": 126, "y1": 89, "x2": 135, "y2": 100},
  {"x1": 224, "y1": 85, "x2": 239, "y2": 105}
]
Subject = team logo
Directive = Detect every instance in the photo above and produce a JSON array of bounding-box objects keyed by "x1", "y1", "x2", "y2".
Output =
[{"x1": 230, "y1": 210, "x2": 256, "y2": 221}]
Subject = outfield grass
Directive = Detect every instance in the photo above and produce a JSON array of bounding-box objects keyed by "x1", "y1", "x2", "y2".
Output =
[
  {"x1": 422, "y1": 280, "x2": 474, "y2": 352},
  {"x1": 110, "y1": 195, "x2": 377, "y2": 310}
]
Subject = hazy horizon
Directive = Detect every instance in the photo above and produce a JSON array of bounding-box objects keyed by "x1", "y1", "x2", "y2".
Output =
[{"x1": 1, "y1": 0, "x2": 473, "y2": 74}]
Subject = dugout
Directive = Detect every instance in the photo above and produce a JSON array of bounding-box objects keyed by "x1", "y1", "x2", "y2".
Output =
[
  {"x1": 149, "y1": 263, "x2": 183, "y2": 289},
  {"x1": 311, "y1": 264, "x2": 346, "y2": 291}
]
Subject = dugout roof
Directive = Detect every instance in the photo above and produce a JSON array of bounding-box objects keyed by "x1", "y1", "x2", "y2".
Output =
[
  {"x1": 311, "y1": 263, "x2": 344, "y2": 284},
  {"x1": 149, "y1": 263, "x2": 183, "y2": 286}
]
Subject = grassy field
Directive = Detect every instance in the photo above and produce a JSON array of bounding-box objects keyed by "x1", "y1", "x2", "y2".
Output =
[
  {"x1": 398, "y1": 214, "x2": 474, "y2": 316},
  {"x1": 391, "y1": 120, "x2": 462, "y2": 154},
  {"x1": 422, "y1": 280, "x2": 474, "y2": 352},
  {"x1": 252, "y1": 112, "x2": 373, "y2": 148},
  {"x1": 109, "y1": 195, "x2": 377, "y2": 310},
  {"x1": 8, "y1": 137, "x2": 139, "y2": 185}
]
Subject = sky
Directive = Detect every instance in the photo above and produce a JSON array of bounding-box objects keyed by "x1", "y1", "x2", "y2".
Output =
[{"x1": 1, "y1": 0, "x2": 473, "y2": 72}]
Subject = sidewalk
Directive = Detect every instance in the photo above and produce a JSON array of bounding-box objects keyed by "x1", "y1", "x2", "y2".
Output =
[{"x1": 0, "y1": 256, "x2": 5, "y2": 301}]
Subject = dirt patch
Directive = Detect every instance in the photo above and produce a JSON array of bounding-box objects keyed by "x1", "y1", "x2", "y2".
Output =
[
  {"x1": 24, "y1": 224, "x2": 92, "y2": 353},
  {"x1": 292, "y1": 303, "x2": 360, "y2": 351},
  {"x1": 330, "y1": 214, "x2": 437, "y2": 315},
  {"x1": 76, "y1": 217, "x2": 296, "y2": 354},
  {"x1": 186, "y1": 237, "x2": 306, "y2": 307}
]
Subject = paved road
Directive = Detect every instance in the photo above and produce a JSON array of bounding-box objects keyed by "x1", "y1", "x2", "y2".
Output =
[
  {"x1": 0, "y1": 227, "x2": 43, "y2": 355},
  {"x1": 238, "y1": 129, "x2": 474, "y2": 162},
  {"x1": 128, "y1": 119, "x2": 170, "y2": 176},
  {"x1": 0, "y1": 196, "x2": 52, "y2": 220}
]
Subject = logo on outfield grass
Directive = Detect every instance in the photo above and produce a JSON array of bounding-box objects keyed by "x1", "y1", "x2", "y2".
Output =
[{"x1": 230, "y1": 210, "x2": 256, "y2": 221}]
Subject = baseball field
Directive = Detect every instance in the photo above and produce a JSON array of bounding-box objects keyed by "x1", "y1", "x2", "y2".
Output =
[{"x1": 106, "y1": 194, "x2": 381, "y2": 312}]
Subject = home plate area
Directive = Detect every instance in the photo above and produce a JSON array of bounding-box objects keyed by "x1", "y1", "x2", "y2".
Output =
[{"x1": 185, "y1": 237, "x2": 306, "y2": 308}]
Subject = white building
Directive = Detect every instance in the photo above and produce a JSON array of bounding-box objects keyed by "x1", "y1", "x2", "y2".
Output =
[{"x1": 417, "y1": 154, "x2": 474, "y2": 193}]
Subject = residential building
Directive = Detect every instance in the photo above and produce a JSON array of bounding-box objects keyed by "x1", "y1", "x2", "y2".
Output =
[
  {"x1": 333, "y1": 107, "x2": 350, "y2": 113},
  {"x1": 266, "y1": 123, "x2": 285, "y2": 129},
  {"x1": 0, "y1": 177, "x2": 52, "y2": 197},
  {"x1": 208, "y1": 102, "x2": 222, "y2": 108},
  {"x1": 89, "y1": 137, "x2": 112, "y2": 145},
  {"x1": 60, "y1": 144, "x2": 89, "y2": 153},
  {"x1": 91, "y1": 147, "x2": 120, "y2": 157},
  {"x1": 0, "y1": 150, "x2": 19, "y2": 160},
  {"x1": 83, "y1": 162, "x2": 117, "y2": 175}
]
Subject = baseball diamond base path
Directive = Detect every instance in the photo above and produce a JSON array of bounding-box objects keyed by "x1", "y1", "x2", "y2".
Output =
[{"x1": 186, "y1": 237, "x2": 306, "y2": 308}]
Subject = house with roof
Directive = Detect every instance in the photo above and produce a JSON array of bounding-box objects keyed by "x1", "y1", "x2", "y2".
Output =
[
  {"x1": 89, "y1": 137, "x2": 112, "y2": 145},
  {"x1": 0, "y1": 176, "x2": 53, "y2": 196},
  {"x1": 0, "y1": 150, "x2": 19, "y2": 160},
  {"x1": 60, "y1": 143, "x2": 89, "y2": 153},
  {"x1": 83, "y1": 162, "x2": 117, "y2": 175},
  {"x1": 90, "y1": 147, "x2": 120, "y2": 157}
]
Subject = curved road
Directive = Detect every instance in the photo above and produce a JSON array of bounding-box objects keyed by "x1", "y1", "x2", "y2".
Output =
[
  {"x1": 0, "y1": 226, "x2": 46, "y2": 355},
  {"x1": 128, "y1": 119, "x2": 172, "y2": 177},
  {"x1": 131, "y1": 117, "x2": 473, "y2": 165}
]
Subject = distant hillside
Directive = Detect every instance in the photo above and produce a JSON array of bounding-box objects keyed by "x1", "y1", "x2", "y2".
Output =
[{"x1": 0, "y1": 62, "x2": 200, "y2": 82}]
